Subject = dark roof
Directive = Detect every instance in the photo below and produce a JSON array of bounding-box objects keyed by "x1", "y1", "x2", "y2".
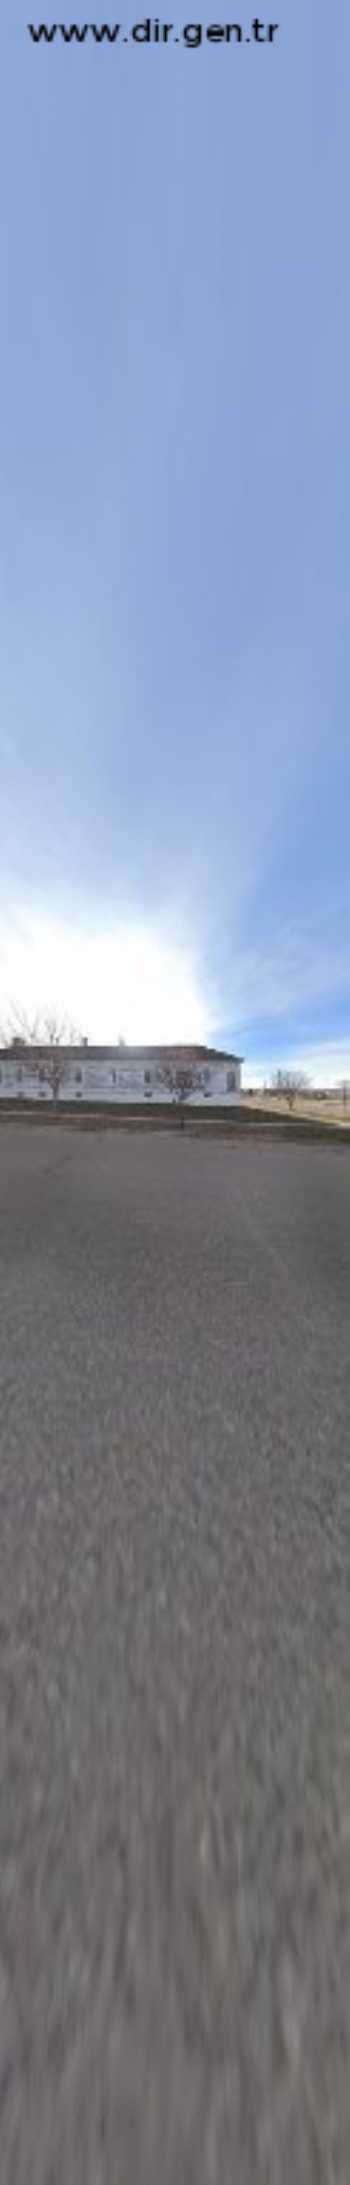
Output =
[{"x1": 0, "y1": 1042, "x2": 243, "y2": 1063}]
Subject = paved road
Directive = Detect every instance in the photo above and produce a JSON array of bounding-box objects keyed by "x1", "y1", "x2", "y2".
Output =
[{"x1": 0, "y1": 1125, "x2": 349, "y2": 2185}]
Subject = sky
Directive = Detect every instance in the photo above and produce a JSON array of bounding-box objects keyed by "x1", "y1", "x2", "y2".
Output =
[{"x1": 0, "y1": 2, "x2": 349, "y2": 1083}]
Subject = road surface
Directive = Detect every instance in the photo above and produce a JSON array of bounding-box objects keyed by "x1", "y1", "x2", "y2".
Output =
[{"x1": 0, "y1": 1124, "x2": 349, "y2": 2184}]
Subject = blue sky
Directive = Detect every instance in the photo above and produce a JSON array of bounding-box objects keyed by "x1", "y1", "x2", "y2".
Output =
[{"x1": 0, "y1": 2, "x2": 349, "y2": 1080}]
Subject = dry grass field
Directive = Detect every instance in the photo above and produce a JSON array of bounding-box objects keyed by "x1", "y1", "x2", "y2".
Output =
[{"x1": 242, "y1": 1090, "x2": 350, "y2": 1128}]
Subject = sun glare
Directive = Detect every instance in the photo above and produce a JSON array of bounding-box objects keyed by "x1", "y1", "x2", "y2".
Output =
[{"x1": 0, "y1": 914, "x2": 208, "y2": 1045}]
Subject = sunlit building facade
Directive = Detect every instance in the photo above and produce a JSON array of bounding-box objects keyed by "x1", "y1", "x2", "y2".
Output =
[{"x1": 0, "y1": 1042, "x2": 243, "y2": 1104}]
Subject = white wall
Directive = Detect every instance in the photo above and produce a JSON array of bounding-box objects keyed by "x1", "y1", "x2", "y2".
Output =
[{"x1": 0, "y1": 1060, "x2": 241, "y2": 1104}]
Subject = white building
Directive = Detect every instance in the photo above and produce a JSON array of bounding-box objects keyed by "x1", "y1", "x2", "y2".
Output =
[{"x1": 0, "y1": 1042, "x2": 243, "y2": 1105}]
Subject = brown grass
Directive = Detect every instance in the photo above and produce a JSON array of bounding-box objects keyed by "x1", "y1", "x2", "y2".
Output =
[{"x1": 242, "y1": 1092, "x2": 350, "y2": 1128}]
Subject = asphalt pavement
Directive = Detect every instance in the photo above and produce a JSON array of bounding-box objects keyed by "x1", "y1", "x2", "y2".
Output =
[{"x1": 0, "y1": 1123, "x2": 349, "y2": 2185}]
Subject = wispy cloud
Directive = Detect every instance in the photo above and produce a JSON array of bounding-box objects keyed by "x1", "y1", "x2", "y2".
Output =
[
  {"x1": 0, "y1": 0, "x2": 349, "y2": 1070},
  {"x1": 245, "y1": 1041, "x2": 350, "y2": 1090}
]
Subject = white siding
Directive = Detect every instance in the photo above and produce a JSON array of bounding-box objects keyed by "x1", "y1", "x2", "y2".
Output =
[{"x1": 0, "y1": 1057, "x2": 241, "y2": 1104}]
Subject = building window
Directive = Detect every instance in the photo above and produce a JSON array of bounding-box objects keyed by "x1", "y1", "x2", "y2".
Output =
[
  {"x1": 16, "y1": 1067, "x2": 23, "y2": 1084},
  {"x1": 226, "y1": 1069, "x2": 236, "y2": 1092},
  {"x1": 111, "y1": 1069, "x2": 117, "y2": 1085},
  {"x1": 144, "y1": 1069, "x2": 151, "y2": 1085},
  {"x1": 75, "y1": 1068, "x2": 82, "y2": 1084}
]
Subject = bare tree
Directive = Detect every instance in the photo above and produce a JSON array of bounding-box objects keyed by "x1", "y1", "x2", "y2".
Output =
[
  {"x1": 0, "y1": 1005, "x2": 41, "y2": 1047},
  {"x1": 31, "y1": 1038, "x2": 72, "y2": 1106},
  {"x1": 0, "y1": 1006, "x2": 81, "y2": 1104},
  {"x1": 158, "y1": 1061, "x2": 197, "y2": 1128},
  {"x1": 271, "y1": 1068, "x2": 309, "y2": 1111}
]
